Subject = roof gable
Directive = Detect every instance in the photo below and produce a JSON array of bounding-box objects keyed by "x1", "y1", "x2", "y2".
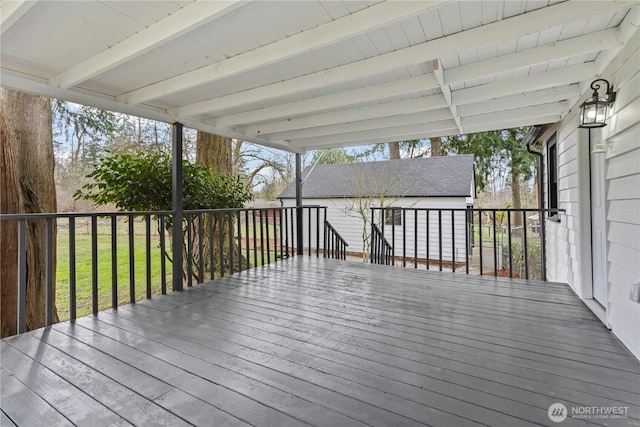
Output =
[{"x1": 279, "y1": 155, "x2": 474, "y2": 199}]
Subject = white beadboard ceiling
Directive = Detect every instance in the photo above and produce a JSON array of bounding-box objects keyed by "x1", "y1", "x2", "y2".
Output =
[{"x1": 1, "y1": 0, "x2": 638, "y2": 153}]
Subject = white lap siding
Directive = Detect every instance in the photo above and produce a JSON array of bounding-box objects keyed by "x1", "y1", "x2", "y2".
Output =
[
  {"x1": 281, "y1": 197, "x2": 469, "y2": 261},
  {"x1": 545, "y1": 30, "x2": 640, "y2": 359}
]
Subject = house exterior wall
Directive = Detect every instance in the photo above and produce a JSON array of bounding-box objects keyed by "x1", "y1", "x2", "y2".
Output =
[
  {"x1": 281, "y1": 197, "x2": 470, "y2": 261},
  {"x1": 544, "y1": 30, "x2": 640, "y2": 359}
]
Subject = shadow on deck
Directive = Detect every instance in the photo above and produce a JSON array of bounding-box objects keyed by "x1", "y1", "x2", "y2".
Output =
[{"x1": 2, "y1": 257, "x2": 639, "y2": 426}]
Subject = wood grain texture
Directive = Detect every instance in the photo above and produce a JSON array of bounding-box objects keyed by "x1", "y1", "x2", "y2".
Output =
[{"x1": 2, "y1": 257, "x2": 639, "y2": 426}]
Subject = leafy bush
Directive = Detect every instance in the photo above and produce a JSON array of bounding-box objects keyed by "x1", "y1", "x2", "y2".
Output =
[
  {"x1": 74, "y1": 151, "x2": 252, "y2": 211},
  {"x1": 502, "y1": 240, "x2": 542, "y2": 280}
]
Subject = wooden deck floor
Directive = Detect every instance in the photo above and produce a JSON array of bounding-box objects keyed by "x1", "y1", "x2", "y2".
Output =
[{"x1": 2, "y1": 257, "x2": 639, "y2": 427}]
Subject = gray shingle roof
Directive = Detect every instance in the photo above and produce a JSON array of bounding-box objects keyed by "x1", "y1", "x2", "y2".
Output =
[{"x1": 278, "y1": 155, "x2": 474, "y2": 199}]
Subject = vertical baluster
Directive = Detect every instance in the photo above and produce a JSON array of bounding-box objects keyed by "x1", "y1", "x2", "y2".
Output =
[
  {"x1": 111, "y1": 216, "x2": 118, "y2": 308},
  {"x1": 523, "y1": 210, "x2": 530, "y2": 280},
  {"x1": 69, "y1": 217, "x2": 77, "y2": 320},
  {"x1": 370, "y1": 210, "x2": 375, "y2": 264},
  {"x1": 279, "y1": 208, "x2": 284, "y2": 261},
  {"x1": 324, "y1": 208, "x2": 328, "y2": 259},
  {"x1": 259, "y1": 210, "x2": 265, "y2": 265},
  {"x1": 146, "y1": 215, "x2": 152, "y2": 299},
  {"x1": 209, "y1": 212, "x2": 215, "y2": 280},
  {"x1": 198, "y1": 213, "x2": 204, "y2": 282},
  {"x1": 451, "y1": 210, "x2": 456, "y2": 273},
  {"x1": 413, "y1": 210, "x2": 418, "y2": 268},
  {"x1": 374, "y1": 217, "x2": 378, "y2": 263},
  {"x1": 185, "y1": 214, "x2": 193, "y2": 287},
  {"x1": 265, "y1": 210, "x2": 271, "y2": 265},
  {"x1": 17, "y1": 219, "x2": 27, "y2": 333},
  {"x1": 492, "y1": 211, "x2": 498, "y2": 277},
  {"x1": 402, "y1": 209, "x2": 406, "y2": 267},
  {"x1": 315, "y1": 207, "x2": 320, "y2": 258},
  {"x1": 307, "y1": 207, "x2": 312, "y2": 257},
  {"x1": 333, "y1": 229, "x2": 336, "y2": 259},
  {"x1": 91, "y1": 216, "x2": 99, "y2": 314},
  {"x1": 218, "y1": 211, "x2": 224, "y2": 277},
  {"x1": 283, "y1": 208, "x2": 289, "y2": 258},
  {"x1": 323, "y1": 221, "x2": 328, "y2": 258},
  {"x1": 252, "y1": 210, "x2": 258, "y2": 267},
  {"x1": 244, "y1": 210, "x2": 250, "y2": 267},
  {"x1": 45, "y1": 218, "x2": 54, "y2": 326},
  {"x1": 540, "y1": 208, "x2": 547, "y2": 281},
  {"x1": 465, "y1": 208, "x2": 470, "y2": 275},
  {"x1": 507, "y1": 211, "x2": 513, "y2": 278},
  {"x1": 438, "y1": 210, "x2": 443, "y2": 271},
  {"x1": 228, "y1": 212, "x2": 235, "y2": 275},
  {"x1": 390, "y1": 209, "x2": 395, "y2": 266},
  {"x1": 159, "y1": 215, "x2": 167, "y2": 294},
  {"x1": 478, "y1": 210, "x2": 483, "y2": 276},
  {"x1": 128, "y1": 215, "x2": 136, "y2": 300},
  {"x1": 425, "y1": 210, "x2": 430, "y2": 270},
  {"x1": 237, "y1": 211, "x2": 243, "y2": 269}
]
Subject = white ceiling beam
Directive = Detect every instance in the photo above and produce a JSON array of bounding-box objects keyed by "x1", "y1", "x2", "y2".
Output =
[
  {"x1": 456, "y1": 85, "x2": 580, "y2": 116},
  {"x1": 289, "y1": 119, "x2": 457, "y2": 148},
  {"x1": 461, "y1": 103, "x2": 568, "y2": 128},
  {"x1": 452, "y1": 63, "x2": 597, "y2": 106},
  {"x1": 206, "y1": 74, "x2": 439, "y2": 128},
  {"x1": 172, "y1": 69, "x2": 436, "y2": 119},
  {"x1": 445, "y1": 28, "x2": 622, "y2": 85},
  {"x1": 595, "y1": 6, "x2": 640, "y2": 75},
  {"x1": 0, "y1": 68, "x2": 293, "y2": 152},
  {"x1": 464, "y1": 114, "x2": 564, "y2": 135},
  {"x1": 51, "y1": 1, "x2": 246, "y2": 89},
  {"x1": 433, "y1": 59, "x2": 463, "y2": 134},
  {"x1": 293, "y1": 129, "x2": 460, "y2": 152},
  {"x1": 237, "y1": 95, "x2": 449, "y2": 137},
  {"x1": 1, "y1": 0, "x2": 36, "y2": 35},
  {"x1": 265, "y1": 110, "x2": 453, "y2": 141},
  {"x1": 170, "y1": 0, "x2": 633, "y2": 118},
  {"x1": 118, "y1": 1, "x2": 447, "y2": 105}
]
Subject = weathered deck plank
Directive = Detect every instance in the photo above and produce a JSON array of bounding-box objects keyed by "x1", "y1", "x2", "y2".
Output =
[{"x1": 2, "y1": 257, "x2": 639, "y2": 426}]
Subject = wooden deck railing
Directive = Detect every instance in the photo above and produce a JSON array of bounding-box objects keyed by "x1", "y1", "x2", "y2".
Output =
[
  {"x1": 0, "y1": 206, "x2": 338, "y2": 336},
  {"x1": 370, "y1": 207, "x2": 564, "y2": 281}
]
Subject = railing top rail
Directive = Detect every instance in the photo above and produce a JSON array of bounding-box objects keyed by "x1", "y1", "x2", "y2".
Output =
[
  {"x1": 324, "y1": 220, "x2": 349, "y2": 246},
  {"x1": 370, "y1": 207, "x2": 566, "y2": 213},
  {"x1": 0, "y1": 205, "x2": 327, "y2": 221},
  {"x1": 371, "y1": 223, "x2": 392, "y2": 247},
  {"x1": 184, "y1": 205, "x2": 324, "y2": 214},
  {"x1": 0, "y1": 211, "x2": 170, "y2": 220}
]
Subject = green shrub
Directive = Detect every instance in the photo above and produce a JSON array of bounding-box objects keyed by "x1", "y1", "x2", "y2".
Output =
[
  {"x1": 74, "y1": 151, "x2": 252, "y2": 211},
  {"x1": 502, "y1": 240, "x2": 543, "y2": 280}
]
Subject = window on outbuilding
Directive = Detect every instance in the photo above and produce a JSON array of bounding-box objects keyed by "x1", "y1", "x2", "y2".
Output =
[{"x1": 384, "y1": 208, "x2": 402, "y2": 226}]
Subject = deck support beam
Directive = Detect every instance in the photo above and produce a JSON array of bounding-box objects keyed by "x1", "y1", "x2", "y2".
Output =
[{"x1": 172, "y1": 122, "x2": 184, "y2": 291}]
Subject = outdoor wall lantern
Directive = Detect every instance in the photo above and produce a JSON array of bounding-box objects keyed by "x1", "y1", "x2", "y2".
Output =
[{"x1": 578, "y1": 79, "x2": 616, "y2": 128}]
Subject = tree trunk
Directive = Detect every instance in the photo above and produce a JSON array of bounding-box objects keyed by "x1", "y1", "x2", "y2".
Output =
[
  {"x1": 1, "y1": 88, "x2": 58, "y2": 338},
  {"x1": 197, "y1": 132, "x2": 232, "y2": 171},
  {"x1": 388, "y1": 141, "x2": 400, "y2": 160},
  {"x1": 511, "y1": 172, "x2": 523, "y2": 227},
  {"x1": 192, "y1": 133, "x2": 249, "y2": 279},
  {"x1": 430, "y1": 137, "x2": 442, "y2": 157}
]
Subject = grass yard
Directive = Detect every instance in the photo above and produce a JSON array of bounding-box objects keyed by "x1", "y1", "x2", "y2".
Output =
[
  {"x1": 54, "y1": 218, "x2": 288, "y2": 321},
  {"x1": 55, "y1": 220, "x2": 171, "y2": 321}
]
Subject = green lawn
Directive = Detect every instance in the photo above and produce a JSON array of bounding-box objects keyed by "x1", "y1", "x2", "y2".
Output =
[
  {"x1": 55, "y1": 219, "x2": 286, "y2": 321},
  {"x1": 56, "y1": 222, "x2": 170, "y2": 321}
]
